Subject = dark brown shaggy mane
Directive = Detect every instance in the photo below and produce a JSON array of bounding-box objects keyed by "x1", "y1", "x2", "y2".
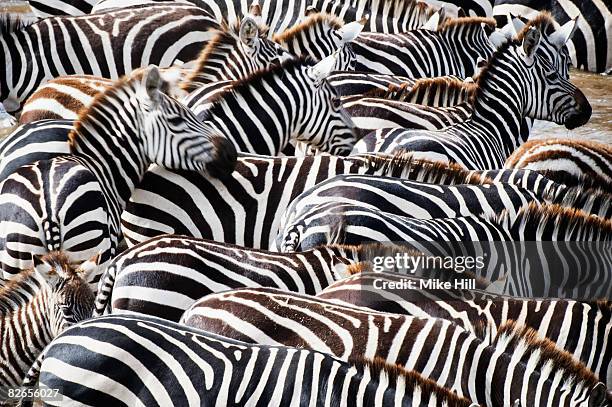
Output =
[
  {"x1": 494, "y1": 202, "x2": 612, "y2": 241},
  {"x1": 182, "y1": 19, "x2": 270, "y2": 91},
  {"x1": 273, "y1": 13, "x2": 344, "y2": 42},
  {"x1": 198, "y1": 55, "x2": 316, "y2": 113},
  {"x1": 348, "y1": 356, "x2": 475, "y2": 407},
  {"x1": 439, "y1": 16, "x2": 496, "y2": 32},
  {"x1": 544, "y1": 185, "x2": 612, "y2": 216},
  {"x1": 540, "y1": 170, "x2": 612, "y2": 194},
  {"x1": 516, "y1": 12, "x2": 558, "y2": 39},
  {"x1": 361, "y1": 151, "x2": 492, "y2": 185},
  {"x1": 494, "y1": 321, "x2": 600, "y2": 386}
]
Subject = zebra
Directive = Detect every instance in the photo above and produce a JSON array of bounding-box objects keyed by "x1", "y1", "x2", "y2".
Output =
[
  {"x1": 492, "y1": 0, "x2": 611, "y2": 73},
  {"x1": 27, "y1": 0, "x2": 95, "y2": 17},
  {"x1": 0, "y1": 102, "x2": 17, "y2": 137},
  {"x1": 317, "y1": 270, "x2": 612, "y2": 387},
  {"x1": 0, "y1": 251, "x2": 97, "y2": 398},
  {"x1": 91, "y1": 233, "x2": 365, "y2": 320},
  {"x1": 186, "y1": 55, "x2": 357, "y2": 155},
  {"x1": 276, "y1": 202, "x2": 612, "y2": 299},
  {"x1": 505, "y1": 139, "x2": 612, "y2": 192},
  {"x1": 92, "y1": 0, "x2": 439, "y2": 34},
  {"x1": 0, "y1": 66, "x2": 236, "y2": 279},
  {"x1": 327, "y1": 72, "x2": 416, "y2": 97},
  {"x1": 120, "y1": 153, "x2": 498, "y2": 248},
  {"x1": 0, "y1": 3, "x2": 219, "y2": 112},
  {"x1": 23, "y1": 314, "x2": 479, "y2": 407},
  {"x1": 356, "y1": 28, "x2": 592, "y2": 169},
  {"x1": 272, "y1": 12, "x2": 366, "y2": 71},
  {"x1": 181, "y1": 287, "x2": 609, "y2": 406},
  {"x1": 352, "y1": 16, "x2": 498, "y2": 78},
  {"x1": 18, "y1": 14, "x2": 291, "y2": 122}
]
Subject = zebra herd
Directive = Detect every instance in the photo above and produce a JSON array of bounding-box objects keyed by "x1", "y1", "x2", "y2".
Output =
[{"x1": 0, "y1": 0, "x2": 610, "y2": 405}]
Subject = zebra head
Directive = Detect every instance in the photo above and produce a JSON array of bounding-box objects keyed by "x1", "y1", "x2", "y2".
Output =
[
  {"x1": 301, "y1": 52, "x2": 357, "y2": 155},
  {"x1": 139, "y1": 66, "x2": 237, "y2": 177},
  {"x1": 238, "y1": 17, "x2": 293, "y2": 68},
  {"x1": 32, "y1": 252, "x2": 97, "y2": 336},
  {"x1": 516, "y1": 28, "x2": 591, "y2": 129}
]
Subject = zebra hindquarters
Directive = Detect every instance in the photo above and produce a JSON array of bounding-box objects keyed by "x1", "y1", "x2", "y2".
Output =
[{"x1": 0, "y1": 158, "x2": 111, "y2": 284}]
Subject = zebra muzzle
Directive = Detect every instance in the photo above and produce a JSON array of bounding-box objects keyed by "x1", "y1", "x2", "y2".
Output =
[
  {"x1": 205, "y1": 136, "x2": 238, "y2": 178},
  {"x1": 565, "y1": 88, "x2": 592, "y2": 129}
]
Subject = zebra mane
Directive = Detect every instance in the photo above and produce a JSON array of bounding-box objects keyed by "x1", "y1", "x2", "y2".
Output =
[
  {"x1": 182, "y1": 18, "x2": 271, "y2": 91},
  {"x1": 471, "y1": 38, "x2": 519, "y2": 103},
  {"x1": 544, "y1": 185, "x2": 612, "y2": 217},
  {"x1": 516, "y1": 12, "x2": 559, "y2": 40},
  {"x1": 69, "y1": 70, "x2": 148, "y2": 148},
  {"x1": 361, "y1": 152, "x2": 493, "y2": 185},
  {"x1": 371, "y1": 0, "x2": 437, "y2": 18},
  {"x1": 438, "y1": 16, "x2": 497, "y2": 32},
  {"x1": 347, "y1": 356, "x2": 475, "y2": 407},
  {"x1": 493, "y1": 321, "x2": 601, "y2": 387},
  {"x1": 0, "y1": 252, "x2": 72, "y2": 312},
  {"x1": 539, "y1": 169, "x2": 612, "y2": 194},
  {"x1": 0, "y1": 13, "x2": 36, "y2": 35},
  {"x1": 200, "y1": 56, "x2": 316, "y2": 110},
  {"x1": 364, "y1": 76, "x2": 476, "y2": 104},
  {"x1": 273, "y1": 13, "x2": 344, "y2": 42},
  {"x1": 494, "y1": 202, "x2": 612, "y2": 241}
]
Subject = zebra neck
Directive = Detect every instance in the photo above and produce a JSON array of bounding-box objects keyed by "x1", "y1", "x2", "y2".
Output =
[
  {"x1": 70, "y1": 96, "x2": 148, "y2": 220},
  {"x1": 0, "y1": 34, "x2": 27, "y2": 107}
]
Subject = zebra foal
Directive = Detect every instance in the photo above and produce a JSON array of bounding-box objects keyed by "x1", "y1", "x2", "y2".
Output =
[{"x1": 0, "y1": 251, "x2": 96, "y2": 400}]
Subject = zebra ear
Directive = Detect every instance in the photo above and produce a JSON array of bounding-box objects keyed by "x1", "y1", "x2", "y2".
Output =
[
  {"x1": 521, "y1": 27, "x2": 540, "y2": 63},
  {"x1": 307, "y1": 51, "x2": 339, "y2": 85},
  {"x1": 549, "y1": 17, "x2": 578, "y2": 49},
  {"x1": 239, "y1": 17, "x2": 259, "y2": 46},
  {"x1": 77, "y1": 252, "x2": 102, "y2": 282},
  {"x1": 33, "y1": 254, "x2": 54, "y2": 281},
  {"x1": 143, "y1": 66, "x2": 163, "y2": 104},
  {"x1": 588, "y1": 382, "x2": 606, "y2": 407},
  {"x1": 511, "y1": 15, "x2": 526, "y2": 35},
  {"x1": 421, "y1": 10, "x2": 443, "y2": 31},
  {"x1": 337, "y1": 15, "x2": 367, "y2": 44}
]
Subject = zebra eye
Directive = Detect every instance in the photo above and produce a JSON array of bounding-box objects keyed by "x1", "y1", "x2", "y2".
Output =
[
  {"x1": 546, "y1": 71, "x2": 558, "y2": 80},
  {"x1": 167, "y1": 116, "x2": 184, "y2": 125},
  {"x1": 331, "y1": 98, "x2": 342, "y2": 109}
]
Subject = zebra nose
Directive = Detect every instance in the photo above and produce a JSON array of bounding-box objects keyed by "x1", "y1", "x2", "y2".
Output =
[
  {"x1": 564, "y1": 88, "x2": 592, "y2": 130},
  {"x1": 206, "y1": 136, "x2": 237, "y2": 178}
]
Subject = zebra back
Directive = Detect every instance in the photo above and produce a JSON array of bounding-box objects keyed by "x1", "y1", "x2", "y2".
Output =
[
  {"x1": 182, "y1": 287, "x2": 607, "y2": 406},
  {"x1": 317, "y1": 271, "x2": 612, "y2": 387},
  {"x1": 35, "y1": 314, "x2": 479, "y2": 406}
]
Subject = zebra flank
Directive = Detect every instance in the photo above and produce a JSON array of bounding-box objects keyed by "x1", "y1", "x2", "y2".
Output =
[
  {"x1": 32, "y1": 314, "x2": 478, "y2": 407},
  {"x1": 505, "y1": 139, "x2": 612, "y2": 192},
  {"x1": 0, "y1": 4, "x2": 219, "y2": 112},
  {"x1": 316, "y1": 271, "x2": 612, "y2": 387},
  {"x1": 182, "y1": 287, "x2": 606, "y2": 406},
  {"x1": 0, "y1": 251, "x2": 96, "y2": 395},
  {"x1": 27, "y1": 0, "x2": 95, "y2": 17}
]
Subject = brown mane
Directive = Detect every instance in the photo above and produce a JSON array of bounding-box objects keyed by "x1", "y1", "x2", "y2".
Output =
[
  {"x1": 516, "y1": 12, "x2": 559, "y2": 40},
  {"x1": 348, "y1": 356, "x2": 475, "y2": 407},
  {"x1": 439, "y1": 16, "x2": 496, "y2": 32},
  {"x1": 494, "y1": 321, "x2": 600, "y2": 386},
  {"x1": 273, "y1": 13, "x2": 344, "y2": 43},
  {"x1": 361, "y1": 151, "x2": 492, "y2": 185}
]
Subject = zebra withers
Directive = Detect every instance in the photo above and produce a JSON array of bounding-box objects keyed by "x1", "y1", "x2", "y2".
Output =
[
  {"x1": 181, "y1": 287, "x2": 609, "y2": 406},
  {"x1": 0, "y1": 4, "x2": 219, "y2": 112},
  {"x1": 355, "y1": 28, "x2": 592, "y2": 169},
  {"x1": 27, "y1": 314, "x2": 479, "y2": 407},
  {"x1": 0, "y1": 251, "x2": 96, "y2": 398},
  {"x1": 0, "y1": 66, "x2": 237, "y2": 278},
  {"x1": 505, "y1": 139, "x2": 612, "y2": 192}
]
